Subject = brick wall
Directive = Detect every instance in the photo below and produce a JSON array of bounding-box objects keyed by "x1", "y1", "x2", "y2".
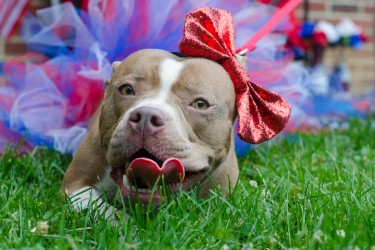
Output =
[
  {"x1": 1, "y1": 0, "x2": 374, "y2": 95},
  {"x1": 296, "y1": 0, "x2": 375, "y2": 95},
  {"x1": 0, "y1": 0, "x2": 50, "y2": 62}
]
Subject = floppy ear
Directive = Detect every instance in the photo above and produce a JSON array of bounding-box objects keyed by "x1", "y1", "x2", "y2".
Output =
[
  {"x1": 231, "y1": 51, "x2": 246, "y2": 122},
  {"x1": 112, "y1": 61, "x2": 121, "y2": 71},
  {"x1": 104, "y1": 61, "x2": 122, "y2": 90},
  {"x1": 235, "y1": 50, "x2": 248, "y2": 70}
]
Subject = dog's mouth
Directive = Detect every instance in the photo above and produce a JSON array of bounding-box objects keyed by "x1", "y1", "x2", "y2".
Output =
[{"x1": 110, "y1": 148, "x2": 205, "y2": 203}]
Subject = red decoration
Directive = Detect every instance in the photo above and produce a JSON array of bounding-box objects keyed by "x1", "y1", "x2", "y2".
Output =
[
  {"x1": 179, "y1": 7, "x2": 291, "y2": 144},
  {"x1": 312, "y1": 31, "x2": 328, "y2": 46}
]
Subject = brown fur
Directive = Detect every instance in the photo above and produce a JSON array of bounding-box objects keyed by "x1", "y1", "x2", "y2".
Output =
[{"x1": 62, "y1": 49, "x2": 239, "y2": 202}]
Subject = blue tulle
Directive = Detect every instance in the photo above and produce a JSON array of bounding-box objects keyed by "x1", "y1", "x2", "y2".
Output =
[
  {"x1": 301, "y1": 21, "x2": 316, "y2": 38},
  {"x1": 0, "y1": 0, "x2": 371, "y2": 156}
]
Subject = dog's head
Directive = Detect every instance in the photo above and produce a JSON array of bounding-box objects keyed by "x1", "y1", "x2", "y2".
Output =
[{"x1": 100, "y1": 49, "x2": 238, "y2": 203}]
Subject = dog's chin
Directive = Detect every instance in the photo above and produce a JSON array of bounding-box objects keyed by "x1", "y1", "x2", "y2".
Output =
[{"x1": 109, "y1": 148, "x2": 208, "y2": 204}]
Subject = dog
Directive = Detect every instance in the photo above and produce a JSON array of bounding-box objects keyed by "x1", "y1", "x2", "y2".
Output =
[{"x1": 61, "y1": 49, "x2": 249, "y2": 219}]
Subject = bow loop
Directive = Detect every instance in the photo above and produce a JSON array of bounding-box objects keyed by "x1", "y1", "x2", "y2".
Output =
[
  {"x1": 179, "y1": 7, "x2": 291, "y2": 144},
  {"x1": 179, "y1": 7, "x2": 235, "y2": 61}
]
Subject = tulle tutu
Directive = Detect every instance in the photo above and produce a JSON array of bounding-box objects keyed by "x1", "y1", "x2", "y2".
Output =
[{"x1": 0, "y1": 0, "x2": 371, "y2": 155}]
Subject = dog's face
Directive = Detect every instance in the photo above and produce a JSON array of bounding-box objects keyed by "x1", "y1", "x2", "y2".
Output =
[{"x1": 99, "y1": 49, "x2": 236, "y2": 203}]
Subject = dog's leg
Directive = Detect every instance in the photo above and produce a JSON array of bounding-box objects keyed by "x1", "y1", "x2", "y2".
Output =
[
  {"x1": 62, "y1": 111, "x2": 124, "y2": 223},
  {"x1": 68, "y1": 186, "x2": 121, "y2": 221}
]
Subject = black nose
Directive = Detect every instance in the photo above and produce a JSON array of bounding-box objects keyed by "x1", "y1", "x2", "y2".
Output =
[{"x1": 129, "y1": 106, "x2": 166, "y2": 135}]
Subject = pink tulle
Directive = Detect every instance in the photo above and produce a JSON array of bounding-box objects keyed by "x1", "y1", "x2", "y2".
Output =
[{"x1": 0, "y1": 0, "x2": 370, "y2": 155}]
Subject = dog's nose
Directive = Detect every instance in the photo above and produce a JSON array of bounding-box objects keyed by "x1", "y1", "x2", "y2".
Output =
[{"x1": 129, "y1": 107, "x2": 166, "y2": 135}]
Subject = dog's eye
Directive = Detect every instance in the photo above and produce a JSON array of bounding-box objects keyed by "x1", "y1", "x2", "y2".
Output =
[
  {"x1": 119, "y1": 84, "x2": 135, "y2": 96},
  {"x1": 191, "y1": 99, "x2": 210, "y2": 110}
]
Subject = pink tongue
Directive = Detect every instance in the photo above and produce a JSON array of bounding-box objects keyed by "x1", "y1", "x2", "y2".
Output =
[{"x1": 127, "y1": 158, "x2": 185, "y2": 188}]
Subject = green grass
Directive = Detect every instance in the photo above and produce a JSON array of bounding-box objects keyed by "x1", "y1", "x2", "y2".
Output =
[{"x1": 0, "y1": 119, "x2": 374, "y2": 249}]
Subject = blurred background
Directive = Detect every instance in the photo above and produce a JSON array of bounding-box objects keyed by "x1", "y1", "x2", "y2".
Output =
[
  {"x1": 1, "y1": 0, "x2": 374, "y2": 95},
  {"x1": 294, "y1": 0, "x2": 375, "y2": 95}
]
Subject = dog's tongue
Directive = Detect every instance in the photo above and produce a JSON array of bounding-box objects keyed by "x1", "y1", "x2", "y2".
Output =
[{"x1": 127, "y1": 158, "x2": 185, "y2": 188}]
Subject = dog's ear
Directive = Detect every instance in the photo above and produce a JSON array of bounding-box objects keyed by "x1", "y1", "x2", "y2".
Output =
[
  {"x1": 112, "y1": 61, "x2": 121, "y2": 71},
  {"x1": 104, "y1": 61, "x2": 122, "y2": 90},
  {"x1": 233, "y1": 52, "x2": 246, "y2": 121},
  {"x1": 235, "y1": 50, "x2": 247, "y2": 70}
]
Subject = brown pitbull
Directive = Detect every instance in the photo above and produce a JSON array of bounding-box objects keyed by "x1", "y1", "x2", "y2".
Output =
[{"x1": 62, "y1": 49, "x2": 243, "y2": 218}]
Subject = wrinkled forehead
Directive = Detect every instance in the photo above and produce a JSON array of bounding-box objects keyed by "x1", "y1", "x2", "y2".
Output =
[
  {"x1": 111, "y1": 49, "x2": 180, "y2": 82},
  {"x1": 176, "y1": 58, "x2": 234, "y2": 97},
  {"x1": 111, "y1": 49, "x2": 233, "y2": 96}
]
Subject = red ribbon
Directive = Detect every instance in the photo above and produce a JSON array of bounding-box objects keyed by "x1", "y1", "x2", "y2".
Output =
[
  {"x1": 179, "y1": 7, "x2": 291, "y2": 144},
  {"x1": 236, "y1": 0, "x2": 302, "y2": 53}
]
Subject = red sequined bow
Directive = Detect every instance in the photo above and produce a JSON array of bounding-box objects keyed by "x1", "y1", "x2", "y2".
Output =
[{"x1": 179, "y1": 7, "x2": 291, "y2": 144}]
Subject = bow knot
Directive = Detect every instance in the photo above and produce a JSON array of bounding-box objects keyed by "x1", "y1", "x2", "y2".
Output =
[{"x1": 179, "y1": 7, "x2": 291, "y2": 144}]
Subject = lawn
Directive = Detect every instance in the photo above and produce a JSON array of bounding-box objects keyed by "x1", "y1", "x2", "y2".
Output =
[{"x1": 0, "y1": 119, "x2": 374, "y2": 249}]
